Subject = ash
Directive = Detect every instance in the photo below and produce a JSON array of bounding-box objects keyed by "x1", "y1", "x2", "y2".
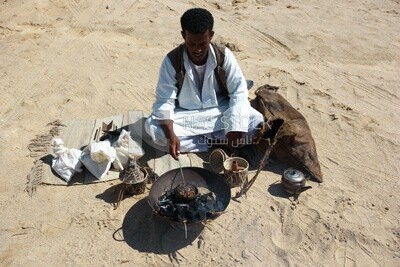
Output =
[{"x1": 156, "y1": 187, "x2": 225, "y2": 223}]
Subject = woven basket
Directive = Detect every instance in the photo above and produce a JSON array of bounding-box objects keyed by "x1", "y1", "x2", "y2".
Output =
[
  {"x1": 209, "y1": 148, "x2": 228, "y2": 173},
  {"x1": 124, "y1": 168, "x2": 148, "y2": 195},
  {"x1": 223, "y1": 157, "x2": 249, "y2": 188}
]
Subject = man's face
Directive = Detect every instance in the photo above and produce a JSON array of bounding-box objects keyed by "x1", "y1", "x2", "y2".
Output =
[{"x1": 182, "y1": 29, "x2": 214, "y2": 65}]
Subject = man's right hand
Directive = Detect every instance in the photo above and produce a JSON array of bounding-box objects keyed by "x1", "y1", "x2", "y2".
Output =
[
  {"x1": 159, "y1": 119, "x2": 180, "y2": 160},
  {"x1": 168, "y1": 134, "x2": 180, "y2": 160}
]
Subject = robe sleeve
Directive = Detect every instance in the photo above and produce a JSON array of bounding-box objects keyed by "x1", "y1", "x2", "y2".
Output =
[
  {"x1": 221, "y1": 48, "x2": 251, "y2": 133},
  {"x1": 151, "y1": 56, "x2": 178, "y2": 121}
]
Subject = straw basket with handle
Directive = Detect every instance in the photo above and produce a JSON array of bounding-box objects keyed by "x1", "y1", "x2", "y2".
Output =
[
  {"x1": 209, "y1": 149, "x2": 249, "y2": 188},
  {"x1": 223, "y1": 157, "x2": 249, "y2": 188},
  {"x1": 115, "y1": 157, "x2": 148, "y2": 209}
]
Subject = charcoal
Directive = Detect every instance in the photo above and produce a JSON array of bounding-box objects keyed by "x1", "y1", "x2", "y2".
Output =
[{"x1": 156, "y1": 188, "x2": 224, "y2": 223}]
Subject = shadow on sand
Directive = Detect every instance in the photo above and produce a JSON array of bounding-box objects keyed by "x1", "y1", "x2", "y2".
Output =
[{"x1": 117, "y1": 198, "x2": 204, "y2": 254}]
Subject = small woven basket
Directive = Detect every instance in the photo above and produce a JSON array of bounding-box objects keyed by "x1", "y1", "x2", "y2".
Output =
[
  {"x1": 124, "y1": 168, "x2": 148, "y2": 195},
  {"x1": 209, "y1": 148, "x2": 228, "y2": 173},
  {"x1": 119, "y1": 160, "x2": 148, "y2": 196},
  {"x1": 223, "y1": 157, "x2": 249, "y2": 188}
]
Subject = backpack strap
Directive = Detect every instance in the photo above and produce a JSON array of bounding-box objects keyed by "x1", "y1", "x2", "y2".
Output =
[
  {"x1": 167, "y1": 43, "x2": 228, "y2": 98},
  {"x1": 211, "y1": 43, "x2": 227, "y2": 95},
  {"x1": 167, "y1": 44, "x2": 186, "y2": 93}
]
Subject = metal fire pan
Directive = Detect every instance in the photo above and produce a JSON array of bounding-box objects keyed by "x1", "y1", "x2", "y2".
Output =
[{"x1": 147, "y1": 167, "x2": 231, "y2": 224}]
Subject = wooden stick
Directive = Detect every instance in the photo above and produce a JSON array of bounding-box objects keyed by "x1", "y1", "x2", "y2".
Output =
[{"x1": 233, "y1": 125, "x2": 282, "y2": 199}]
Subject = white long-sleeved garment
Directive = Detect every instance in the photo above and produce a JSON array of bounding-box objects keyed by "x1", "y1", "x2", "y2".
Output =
[{"x1": 145, "y1": 44, "x2": 263, "y2": 150}]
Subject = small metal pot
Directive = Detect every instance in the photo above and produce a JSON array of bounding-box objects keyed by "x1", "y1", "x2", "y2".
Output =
[
  {"x1": 281, "y1": 168, "x2": 308, "y2": 194},
  {"x1": 173, "y1": 183, "x2": 199, "y2": 203}
]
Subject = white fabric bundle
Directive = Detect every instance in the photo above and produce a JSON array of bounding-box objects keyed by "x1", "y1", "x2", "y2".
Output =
[
  {"x1": 51, "y1": 138, "x2": 83, "y2": 182},
  {"x1": 80, "y1": 140, "x2": 116, "y2": 180},
  {"x1": 112, "y1": 129, "x2": 145, "y2": 171}
]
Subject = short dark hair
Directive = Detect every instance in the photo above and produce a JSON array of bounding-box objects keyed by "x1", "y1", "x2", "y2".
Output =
[{"x1": 180, "y1": 8, "x2": 214, "y2": 34}]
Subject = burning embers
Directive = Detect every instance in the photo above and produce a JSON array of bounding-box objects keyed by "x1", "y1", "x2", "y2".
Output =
[{"x1": 156, "y1": 183, "x2": 225, "y2": 223}]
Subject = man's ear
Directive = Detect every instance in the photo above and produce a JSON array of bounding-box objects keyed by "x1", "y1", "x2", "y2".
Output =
[
  {"x1": 210, "y1": 30, "x2": 214, "y2": 39},
  {"x1": 181, "y1": 30, "x2": 185, "y2": 40}
]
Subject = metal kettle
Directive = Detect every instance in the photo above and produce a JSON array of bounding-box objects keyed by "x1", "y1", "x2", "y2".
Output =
[{"x1": 281, "y1": 168, "x2": 311, "y2": 194}]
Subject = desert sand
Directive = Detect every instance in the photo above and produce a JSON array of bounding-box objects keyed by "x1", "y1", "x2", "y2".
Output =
[{"x1": 0, "y1": 0, "x2": 399, "y2": 266}]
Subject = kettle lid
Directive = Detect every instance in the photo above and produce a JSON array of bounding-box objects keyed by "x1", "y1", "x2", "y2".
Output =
[{"x1": 283, "y1": 168, "x2": 305, "y2": 183}]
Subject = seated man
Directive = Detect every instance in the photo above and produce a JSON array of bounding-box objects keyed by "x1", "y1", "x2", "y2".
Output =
[{"x1": 145, "y1": 8, "x2": 264, "y2": 160}]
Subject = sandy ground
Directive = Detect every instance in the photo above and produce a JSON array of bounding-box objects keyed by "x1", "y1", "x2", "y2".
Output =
[{"x1": 0, "y1": 0, "x2": 399, "y2": 266}]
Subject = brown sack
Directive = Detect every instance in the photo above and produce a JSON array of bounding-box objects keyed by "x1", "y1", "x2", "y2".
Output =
[{"x1": 255, "y1": 84, "x2": 323, "y2": 182}]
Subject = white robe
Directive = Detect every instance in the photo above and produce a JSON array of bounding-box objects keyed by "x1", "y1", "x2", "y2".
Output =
[{"x1": 145, "y1": 44, "x2": 263, "y2": 152}]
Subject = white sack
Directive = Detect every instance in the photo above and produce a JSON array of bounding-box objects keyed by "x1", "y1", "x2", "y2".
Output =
[
  {"x1": 51, "y1": 138, "x2": 83, "y2": 182},
  {"x1": 80, "y1": 140, "x2": 116, "y2": 180},
  {"x1": 112, "y1": 129, "x2": 144, "y2": 171}
]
